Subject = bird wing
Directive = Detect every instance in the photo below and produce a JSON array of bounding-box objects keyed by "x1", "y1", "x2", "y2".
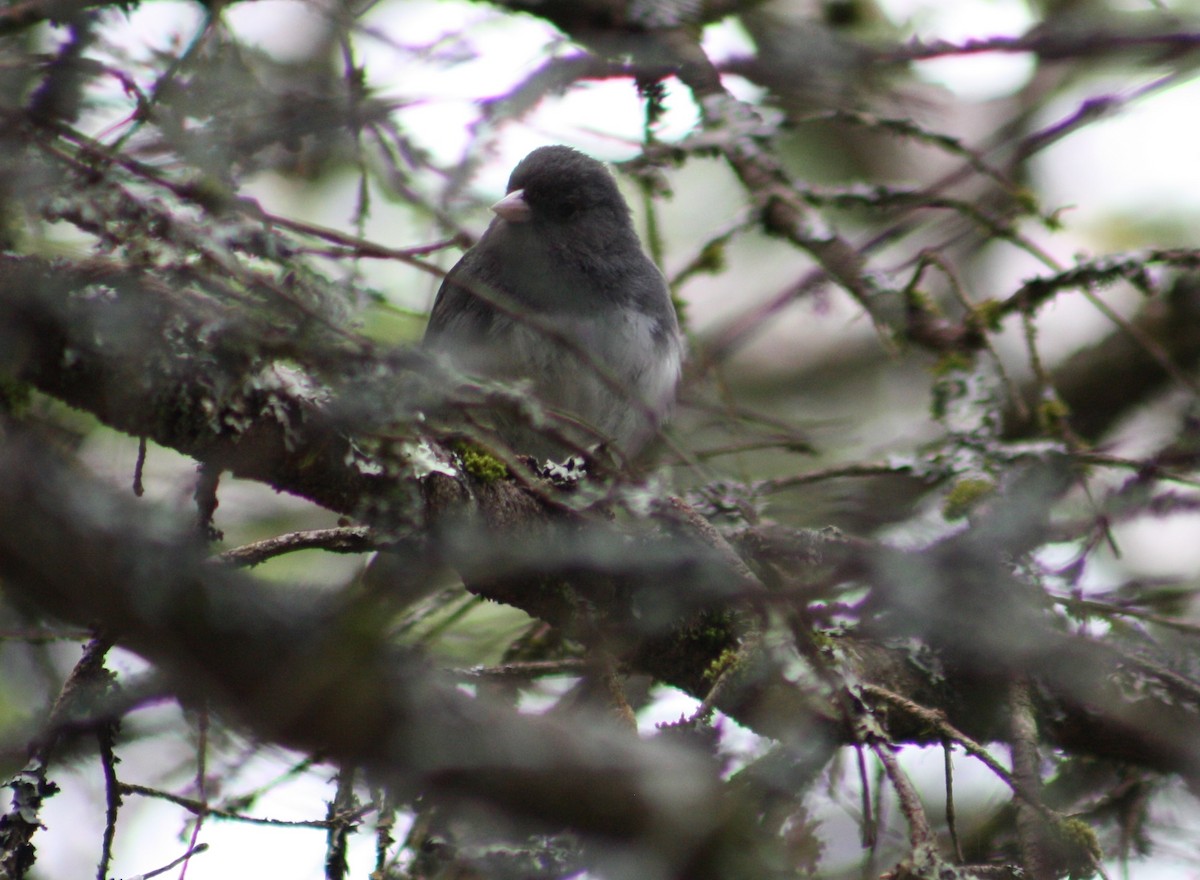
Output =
[{"x1": 423, "y1": 250, "x2": 498, "y2": 349}]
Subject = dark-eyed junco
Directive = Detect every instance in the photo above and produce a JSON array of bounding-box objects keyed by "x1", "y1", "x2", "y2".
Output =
[{"x1": 424, "y1": 145, "x2": 682, "y2": 461}]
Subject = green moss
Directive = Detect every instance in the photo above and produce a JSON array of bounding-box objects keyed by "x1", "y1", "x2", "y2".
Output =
[
  {"x1": 178, "y1": 176, "x2": 236, "y2": 214},
  {"x1": 454, "y1": 442, "x2": 508, "y2": 483},
  {"x1": 1052, "y1": 817, "x2": 1103, "y2": 879},
  {"x1": 1057, "y1": 817, "x2": 1101, "y2": 853},
  {"x1": 657, "y1": 608, "x2": 740, "y2": 686},
  {"x1": 704, "y1": 646, "x2": 742, "y2": 682},
  {"x1": 695, "y1": 240, "x2": 726, "y2": 274},
  {"x1": 942, "y1": 477, "x2": 996, "y2": 520},
  {"x1": 904, "y1": 285, "x2": 940, "y2": 316},
  {"x1": 1012, "y1": 186, "x2": 1040, "y2": 216},
  {"x1": 970, "y1": 298, "x2": 1004, "y2": 332},
  {"x1": 931, "y1": 351, "x2": 973, "y2": 376},
  {"x1": 808, "y1": 629, "x2": 836, "y2": 652},
  {"x1": 1037, "y1": 396, "x2": 1072, "y2": 434}
]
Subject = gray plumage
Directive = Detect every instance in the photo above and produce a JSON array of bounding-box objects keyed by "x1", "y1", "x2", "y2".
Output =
[{"x1": 424, "y1": 146, "x2": 682, "y2": 460}]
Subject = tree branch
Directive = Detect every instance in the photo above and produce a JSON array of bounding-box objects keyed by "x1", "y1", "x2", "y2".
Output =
[{"x1": 0, "y1": 432, "x2": 737, "y2": 875}]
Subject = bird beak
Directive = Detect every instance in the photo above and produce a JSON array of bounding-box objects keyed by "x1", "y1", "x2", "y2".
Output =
[{"x1": 491, "y1": 189, "x2": 533, "y2": 223}]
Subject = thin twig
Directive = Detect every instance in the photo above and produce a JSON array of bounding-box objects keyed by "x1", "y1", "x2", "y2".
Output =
[
  {"x1": 868, "y1": 738, "x2": 936, "y2": 851},
  {"x1": 219, "y1": 527, "x2": 380, "y2": 567},
  {"x1": 753, "y1": 462, "x2": 916, "y2": 494},
  {"x1": 686, "y1": 635, "x2": 762, "y2": 728},
  {"x1": 461, "y1": 658, "x2": 588, "y2": 680},
  {"x1": 325, "y1": 768, "x2": 357, "y2": 880},
  {"x1": 179, "y1": 709, "x2": 208, "y2": 880},
  {"x1": 0, "y1": 627, "x2": 95, "y2": 642},
  {"x1": 861, "y1": 685, "x2": 1053, "y2": 819},
  {"x1": 1072, "y1": 451, "x2": 1200, "y2": 488},
  {"x1": 883, "y1": 29, "x2": 1200, "y2": 63},
  {"x1": 943, "y1": 737, "x2": 964, "y2": 864},
  {"x1": 193, "y1": 462, "x2": 221, "y2": 542},
  {"x1": 373, "y1": 786, "x2": 399, "y2": 879},
  {"x1": 856, "y1": 743, "x2": 876, "y2": 848},
  {"x1": 119, "y1": 783, "x2": 367, "y2": 829},
  {"x1": 133, "y1": 436, "x2": 147, "y2": 497},
  {"x1": 1054, "y1": 594, "x2": 1200, "y2": 636},
  {"x1": 134, "y1": 843, "x2": 210, "y2": 880},
  {"x1": 97, "y1": 717, "x2": 121, "y2": 880}
]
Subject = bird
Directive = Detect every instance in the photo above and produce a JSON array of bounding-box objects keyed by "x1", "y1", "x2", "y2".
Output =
[{"x1": 424, "y1": 145, "x2": 682, "y2": 462}]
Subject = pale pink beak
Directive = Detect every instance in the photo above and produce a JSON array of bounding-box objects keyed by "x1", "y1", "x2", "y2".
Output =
[{"x1": 491, "y1": 189, "x2": 533, "y2": 223}]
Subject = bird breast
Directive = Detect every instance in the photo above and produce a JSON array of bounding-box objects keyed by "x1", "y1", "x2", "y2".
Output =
[{"x1": 486, "y1": 306, "x2": 681, "y2": 452}]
